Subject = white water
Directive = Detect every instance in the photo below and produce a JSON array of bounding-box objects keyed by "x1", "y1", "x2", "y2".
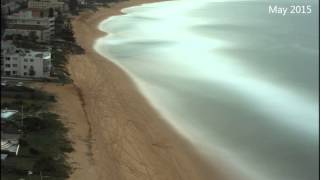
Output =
[{"x1": 94, "y1": 0, "x2": 319, "y2": 179}]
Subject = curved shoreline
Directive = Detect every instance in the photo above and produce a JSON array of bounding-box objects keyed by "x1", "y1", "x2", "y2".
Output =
[{"x1": 54, "y1": 1, "x2": 229, "y2": 179}]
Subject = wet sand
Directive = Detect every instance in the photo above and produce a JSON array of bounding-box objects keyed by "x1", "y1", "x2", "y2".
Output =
[{"x1": 43, "y1": 1, "x2": 226, "y2": 179}]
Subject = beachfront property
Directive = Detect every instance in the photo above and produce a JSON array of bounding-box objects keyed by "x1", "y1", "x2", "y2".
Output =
[
  {"x1": 3, "y1": 9, "x2": 55, "y2": 43},
  {"x1": 28, "y1": 0, "x2": 69, "y2": 12},
  {"x1": 3, "y1": 23, "x2": 52, "y2": 42},
  {"x1": 1, "y1": 41, "x2": 52, "y2": 78},
  {"x1": 5, "y1": 9, "x2": 55, "y2": 40}
]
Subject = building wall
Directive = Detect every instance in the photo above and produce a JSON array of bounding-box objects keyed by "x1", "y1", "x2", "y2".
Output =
[
  {"x1": 6, "y1": 13, "x2": 55, "y2": 37},
  {"x1": 4, "y1": 28, "x2": 51, "y2": 42},
  {"x1": 1, "y1": 42, "x2": 51, "y2": 78},
  {"x1": 28, "y1": 0, "x2": 67, "y2": 12}
]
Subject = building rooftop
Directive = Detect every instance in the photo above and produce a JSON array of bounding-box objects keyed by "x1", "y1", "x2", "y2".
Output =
[
  {"x1": 1, "y1": 140, "x2": 20, "y2": 155},
  {"x1": 8, "y1": 8, "x2": 52, "y2": 18},
  {"x1": 1, "y1": 41, "x2": 51, "y2": 59},
  {"x1": 29, "y1": 0, "x2": 64, "y2": 3},
  {"x1": 1, "y1": 132, "x2": 20, "y2": 155},
  {"x1": 1, "y1": 109, "x2": 18, "y2": 120}
]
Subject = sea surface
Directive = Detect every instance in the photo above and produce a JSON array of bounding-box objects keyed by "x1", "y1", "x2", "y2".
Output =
[{"x1": 94, "y1": 0, "x2": 319, "y2": 179}]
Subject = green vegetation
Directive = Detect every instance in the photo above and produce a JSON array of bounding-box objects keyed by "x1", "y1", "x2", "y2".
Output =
[
  {"x1": 51, "y1": 48, "x2": 73, "y2": 84},
  {"x1": 56, "y1": 19, "x2": 75, "y2": 43},
  {"x1": 1, "y1": 16, "x2": 6, "y2": 36},
  {"x1": 1, "y1": 86, "x2": 55, "y2": 103},
  {"x1": 69, "y1": 0, "x2": 79, "y2": 15},
  {"x1": 51, "y1": 12, "x2": 84, "y2": 84},
  {"x1": 1, "y1": 88, "x2": 73, "y2": 180},
  {"x1": 29, "y1": 31, "x2": 39, "y2": 42},
  {"x1": 19, "y1": 112, "x2": 73, "y2": 178}
]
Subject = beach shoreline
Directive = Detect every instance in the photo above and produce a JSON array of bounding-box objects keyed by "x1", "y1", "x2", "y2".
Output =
[{"x1": 43, "y1": 1, "x2": 226, "y2": 179}]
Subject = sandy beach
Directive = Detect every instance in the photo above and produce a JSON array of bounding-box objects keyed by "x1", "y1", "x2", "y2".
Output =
[{"x1": 42, "y1": 1, "x2": 225, "y2": 179}]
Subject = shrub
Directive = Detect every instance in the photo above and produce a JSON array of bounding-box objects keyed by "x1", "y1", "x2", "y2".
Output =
[
  {"x1": 29, "y1": 147, "x2": 40, "y2": 155},
  {"x1": 19, "y1": 139, "x2": 28, "y2": 146},
  {"x1": 23, "y1": 117, "x2": 47, "y2": 132}
]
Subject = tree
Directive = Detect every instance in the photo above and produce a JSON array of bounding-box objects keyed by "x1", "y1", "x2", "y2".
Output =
[
  {"x1": 33, "y1": 156, "x2": 56, "y2": 172},
  {"x1": 29, "y1": 31, "x2": 38, "y2": 42},
  {"x1": 23, "y1": 117, "x2": 47, "y2": 131},
  {"x1": 49, "y1": 8, "x2": 54, "y2": 17},
  {"x1": 69, "y1": 0, "x2": 79, "y2": 13},
  {"x1": 1, "y1": 16, "x2": 6, "y2": 31}
]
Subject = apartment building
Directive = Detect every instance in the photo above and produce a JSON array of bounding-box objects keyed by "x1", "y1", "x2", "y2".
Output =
[
  {"x1": 28, "y1": 0, "x2": 68, "y2": 12},
  {"x1": 1, "y1": 41, "x2": 52, "y2": 78},
  {"x1": 5, "y1": 9, "x2": 55, "y2": 39},
  {"x1": 4, "y1": 24, "x2": 51, "y2": 42}
]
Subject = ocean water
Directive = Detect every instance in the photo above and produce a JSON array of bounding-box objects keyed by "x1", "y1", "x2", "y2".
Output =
[{"x1": 94, "y1": 0, "x2": 319, "y2": 180}]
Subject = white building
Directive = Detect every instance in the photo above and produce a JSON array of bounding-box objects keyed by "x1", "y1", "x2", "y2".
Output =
[
  {"x1": 28, "y1": 0, "x2": 68, "y2": 12},
  {"x1": 1, "y1": 41, "x2": 52, "y2": 78},
  {"x1": 6, "y1": 9, "x2": 55, "y2": 39}
]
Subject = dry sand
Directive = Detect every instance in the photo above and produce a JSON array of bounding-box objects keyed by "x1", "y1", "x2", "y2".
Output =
[{"x1": 42, "y1": 0, "x2": 227, "y2": 179}]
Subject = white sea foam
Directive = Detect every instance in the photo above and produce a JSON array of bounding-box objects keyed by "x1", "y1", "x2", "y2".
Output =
[{"x1": 94, "y1": 0, "x2": 319, "y2": 179}]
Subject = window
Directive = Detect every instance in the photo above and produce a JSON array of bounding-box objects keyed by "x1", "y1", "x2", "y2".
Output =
[
  {"x1": 30, "y1": 59, "x2": 34, "y2": 62},
  {"x1": 13, "y1": 64, "x2": 18, "y2": 67},
  {"x1": 5, "y1": 64, "x2": 10, "y2": 67},
  {"x1": 24, "y1": 65, "x2": 27, "y2": 69},
  {"x1": 12, "y1": 71, "x2": 17, "y2": 75},
  {"x1": 24, "y1": 72, "x2": 27, "y2": 76},
  {"x1": 24, "y1": 59, "x2": 28, "y2": 62},
  {"x1": 6, "y1": 57, "x2": 10, "y2": 60},
  {"x1": 5, "y1": 71, "x2": 10, "y2": 76},
  {"x1": 29, "y1": 66, "x2": 35, "y2": 76}
]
